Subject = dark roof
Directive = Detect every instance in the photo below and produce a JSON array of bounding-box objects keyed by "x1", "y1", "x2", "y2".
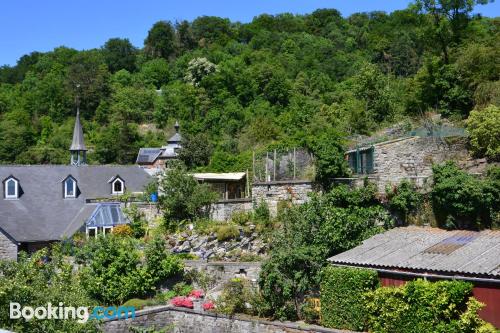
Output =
[
  {"x1": 328, "y1": 227, "x2": 500, "y2": 278},
  {"x1": 0, "y1": 165, "x2": 150, "y2": 242},
  {"x1": 136, "y1": 148, "x2": 162, "y2": 164},
  {"x1": 167, "y1": 132, "x2": 182, "y2": 143},
  {"x1": 69, "y1": 110, "x2": 87, "y2": 151}
]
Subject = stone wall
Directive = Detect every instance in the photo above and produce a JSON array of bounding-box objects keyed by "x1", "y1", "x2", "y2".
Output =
[
  {"x1": 210, "y1": 198, "x2": 253, "y2": 221},
  {"x1": 371, "y1": 137, "x2": 467, "y2": 193},
  {"x1": 0, "y1": 230, "x2": 17, "y2": 261},
  {"x1": 252, "y1": 180, "x2": 314, "y2": 216},
  {"x1": 102, "y1": 306, "x2": 355, "y2": 333},
  {"x1": 184, "y1": 260, "x2": 262, "y2": 285},
  {"x1": 339, "y1": 137, "x2": 468, "y2": 194}
]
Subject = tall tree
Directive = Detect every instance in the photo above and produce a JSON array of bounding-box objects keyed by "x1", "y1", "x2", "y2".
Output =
[
  {"x1": 102, "y1": 38, "x2": 137, "y2": 73},
  {"x1": 144, "y1": 21, "x2": 176, "y2": 60}
]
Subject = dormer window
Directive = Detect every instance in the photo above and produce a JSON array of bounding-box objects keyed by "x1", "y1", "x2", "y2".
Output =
[
  {"x1": 63, "y1": 176, "x2": 77, "y2": 198},
  {"x1": 4, "y1": 177, "x2": 19, "y2": 199},
  {"x1": 111, "y1": 177, "x2": 124, "y2": 195}
]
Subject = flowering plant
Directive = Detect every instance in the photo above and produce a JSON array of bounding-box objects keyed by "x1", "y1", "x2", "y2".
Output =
[
  {"x1": 170, "y1": 296, "x2": 194, "y2": 308},
  {"x1": 189, "y1": 289, "x2": 204, "y2": 299},
  {"x1": 202, "y1": 301, "x2": 215, "y2": 311}
]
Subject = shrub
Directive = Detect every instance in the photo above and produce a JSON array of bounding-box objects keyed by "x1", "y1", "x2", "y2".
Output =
[
  {"x1": 202, "y1": 301, "x2": 215, "y2": 311},
  {"x1": 112, "y1": 224, "x2": 133, "y2": 236},
  {"x1": 231, "y1": 211, "x2": 253, "y2": 226},
  {"x1": 320, "y1": 266, "x2": 379, "y2": 331},
  {"x1": 466, "y1": 105, "x2": 500, "y2": 161},
  {"x1": 158, "y1": 164, "x2": 218, "y2": 224},
  {"x1": 386, "y1": 180, "x2": 423, "y2": 225},
  {"x1": 172, "y1": 282, "x2": 194, "y2": 297},
  {"x1": 122, "y1": 298, "x2": 152, "y2": 310},
  {"x1": 431, "y1": 162, "x2": 499, "y2": 229},
  {"x1": 364, "y1": 279, "x2": 494, "y2": 333},
  {"x1": 215, "y1": 278, "x2": 253, "y2": 315},
  {"x1": 216, "y1": 224, "x2": 240, "y2": 241},
  {"x1": 123, "y1": 204, "x2": 147, "y2": 238},
  {"x1": 189, "y1": 289, "x2": 204, "y2": 299}
]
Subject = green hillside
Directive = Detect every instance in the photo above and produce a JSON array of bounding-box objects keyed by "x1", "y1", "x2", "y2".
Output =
[{"x1": 0, "y1": 1, "x2": 498, "y2": 171}]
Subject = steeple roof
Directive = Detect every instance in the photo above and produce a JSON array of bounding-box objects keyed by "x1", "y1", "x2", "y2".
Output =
[
  {"x1": 70, "y1": 109, "x2": 87, "y2": 151},
  {"x1": 167, "y1": 121, "x2": 182, "y2": 143}
]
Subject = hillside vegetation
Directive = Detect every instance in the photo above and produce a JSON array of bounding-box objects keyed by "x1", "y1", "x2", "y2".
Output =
[{"x1": 0, "y1": 1, "x2": 498, "y2": 170}]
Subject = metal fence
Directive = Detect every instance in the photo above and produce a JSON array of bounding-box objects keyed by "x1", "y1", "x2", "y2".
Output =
[{"x1": 252, "y1": 148, "x2": 315, "y2": 182}]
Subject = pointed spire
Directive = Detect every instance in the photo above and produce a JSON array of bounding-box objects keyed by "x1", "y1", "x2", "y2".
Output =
[
  {"x1": 70, "y1": 85, "x2": 87, "y2": 166},
  {"x1": 70, "y1": 108, "x2": 87, "y2": 151},
  {"x1": 168, "y1": 121, "x2": 182, "y2": 144},
  {"x1": 174, "y1": 120, "x2": 180, "y2": 133}
]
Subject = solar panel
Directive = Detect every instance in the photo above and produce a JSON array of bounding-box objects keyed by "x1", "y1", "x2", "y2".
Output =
[{"x1": 424, "y1": 232, "x2": 478, "y2": 254}]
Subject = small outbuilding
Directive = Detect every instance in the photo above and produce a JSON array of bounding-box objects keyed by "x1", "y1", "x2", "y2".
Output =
[
  {"x1": 192, "y1": 172, "x2": 248, "y2": 200},
  {"x1": 328, "y1": 227, "x2": 500, "y2": 328}
]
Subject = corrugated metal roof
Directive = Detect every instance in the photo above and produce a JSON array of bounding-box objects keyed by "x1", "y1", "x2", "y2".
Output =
[
  {"x1": 328, "y1": 227, "x2": 500, "y2": 278},
  {"x1": 192, "y1": 172, "x2": 246, "y2": 181}
]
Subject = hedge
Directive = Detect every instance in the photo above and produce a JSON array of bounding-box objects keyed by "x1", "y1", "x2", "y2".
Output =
[
  {"x1": 320, "y1": 266, "x2": 379, "y2": 331},
  {"x1": 364, "y1": 279, "x2": 495, "y2": 333}
]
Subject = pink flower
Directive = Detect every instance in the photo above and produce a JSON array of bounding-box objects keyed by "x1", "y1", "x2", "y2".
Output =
[
  {"x1": 189, "y1": 289, "x2": 204, "y2": 299},
  {"x1": 170, "y1": 296, "x2": 194, "y2": 309},
  {"x1": 202, "y1": 301, "x2": 215, "y2": 311}
]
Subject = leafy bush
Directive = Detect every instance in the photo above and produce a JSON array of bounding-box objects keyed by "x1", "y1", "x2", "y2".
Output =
[
  {"x1": 122, "y1": 298, "x2": 152, "y2": 310},
  {"x1": 112, "y1": 224, "x2": 133, "y2": 236},
  {"x1": 259, "y1": 184, "x2": 392, "y2": 320},
  {"x1": 386, "y1": 180, "x2": 423, "y2": 225},
  {"x1": 364, "y1": 279, "x2": 495, "y2": 333},
  {"x1": 215, "y1": 278, "x2": 254, "y2": 315},
  {"x1": 0, "y1": 248, "x2": 99, "y2": 333},
  {"x1": 230, "y1": 211, "x2": 253, "y2": 226},
  {"x1": 431, "y1": 162, "x2": 499, "y2": 229},
  {"x1": 320, "y1": 266, "x2": 379, "y2": 331},
  {"x1": 78, "y1": 235, "x2": 182, "y2": 304},
  {"x1": 216, "y1": 224, "x2": 240, "y2": 241},
  {"x1": 159, "y1": 164, "x2": 218, "y2": 225},
  {"x1": 466, "y1": 105, "x2": 500, "y2": 161},
  {"x1": 123, "y1": 204, "x2": 147, "y2": 238},
  {"x1": 172, "y1": 282, "x2": 194, "y2": 297}
]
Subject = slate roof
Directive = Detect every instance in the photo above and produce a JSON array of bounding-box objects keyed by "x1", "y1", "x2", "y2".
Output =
[
  {"x1": 136, "y1": 148, "x2": 162, "y2": 164},
  {"x1": 328, "y1": 227, "x2": 500, "y2": 278},
  {"x1": 69, "y1": 110, "x2": 87, "y2": 151},
  {"x1": 0, "y1": 165, "x2": 150, "y2": 242}
]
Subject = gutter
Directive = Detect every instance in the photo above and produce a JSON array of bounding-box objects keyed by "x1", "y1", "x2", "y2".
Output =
[{"x1": 331, "y1": 263, "x2": 500, "y2": 286}]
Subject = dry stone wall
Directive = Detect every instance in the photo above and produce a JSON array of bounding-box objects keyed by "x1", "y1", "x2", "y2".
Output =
[
  {"x1": 252, "y1": 180, "x2": 314, "y2": 216},
  {"x1": 102, "y1": 306, "x2": 355, "y2": 333},
  {"x1": 211, "y1": 198, "x2": 253, "y2": 221}
]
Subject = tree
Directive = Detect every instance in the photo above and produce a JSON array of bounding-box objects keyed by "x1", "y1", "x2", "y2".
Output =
[
  {"x1": 144, "y1": 21, "x2": 176, "y2": 60},
  {"x1": 467, "y1": 105, "x2": 500, "y2": 161},
  {"x1": 139, "y1": 58, "x2": 171, "y2": 88},
  {"x1": 158, "y1": 164, "x2": 218, "y2": 223},
  {"x1": 102, "y1": 38, "x2": 137, "y2": 73},
  {"x1": 431, "y1": 161, "x2": 499, "y2": 229},
  {"x1": 415, "y1": 0, "x2": 492, "y2": 63},
  {"x1": 259, "y1": 184, "x2": 391, "y2": 320},
  {"x1": 184, "y1": 57, "x2": 217, "y2": 86},
  {"x1": 306, "y1": 129, "x2": 348, "y2": 189},
  {"x1": 176, "y1": 20, "x2": 196, "y2": 53},
  {"x1": 191, "y1": 16, "x2": 233, "y2": 46},
  {"x1": 177, "y1": 133, "x2": 213, "y2": 169}
]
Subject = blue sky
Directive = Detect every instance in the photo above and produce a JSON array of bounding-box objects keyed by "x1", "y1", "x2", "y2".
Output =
[{"x1": 1, "y1": 0, "x2": 498, "y2": 66}]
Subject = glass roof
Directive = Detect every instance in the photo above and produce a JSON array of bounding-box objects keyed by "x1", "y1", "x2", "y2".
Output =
[{"x1": 86, "y1": 203, "x2": 129, "y2": 227}]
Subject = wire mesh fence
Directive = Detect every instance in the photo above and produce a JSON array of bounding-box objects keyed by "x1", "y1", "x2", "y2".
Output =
[{"x1": 252, "y1": 148, "x2": 315, "y2": 182}]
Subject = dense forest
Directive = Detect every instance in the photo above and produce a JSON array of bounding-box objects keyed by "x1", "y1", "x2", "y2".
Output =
[{"x1": 0, "y1": 0, "x2": 498, "y2": 171}]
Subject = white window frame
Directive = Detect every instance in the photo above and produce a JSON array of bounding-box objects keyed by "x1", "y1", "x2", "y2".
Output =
[
  {"x1": 86, "y1": 227, "x2": 98, "y2": 239},
  {"x1": 111, "y1": 178, "x2": 124, "y2": 195},
  {"x1": 64, "y1": 177, "x2": 77, "y2": 198},
  {"x1": 103, "y1": 226, "x2": 113, "y2": 236},
  {"x1": 4, "y1": 178, "x2": 18, "y2": 199}
]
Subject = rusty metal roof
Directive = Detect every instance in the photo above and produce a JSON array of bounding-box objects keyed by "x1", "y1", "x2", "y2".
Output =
[{"x1": 328, "y1": 227, "x2": 500, "y2": 278}]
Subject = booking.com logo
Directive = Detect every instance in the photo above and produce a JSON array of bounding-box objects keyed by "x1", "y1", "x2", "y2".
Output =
[{"x1": 10, "y1": 302, "x2": 135, "y2": 323}]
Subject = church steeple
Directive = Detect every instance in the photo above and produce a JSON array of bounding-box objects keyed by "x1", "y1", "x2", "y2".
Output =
[{"x1": 70, "y1": 85, "x2": 87, "y2": 166}]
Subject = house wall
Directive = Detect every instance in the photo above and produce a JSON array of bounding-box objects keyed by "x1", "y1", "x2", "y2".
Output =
[
  {"x1": 342, "y1": 137, "x2": 468, "y2": 193},
  {"x1": 102, "y1": 306, "x2": 351, "y2": 333},
  {"x1": 252, "y1": 180, "x2": 314, "y2": 216},
  {"x1": 0, "y1": 230, "x2": 17, "y2": 261}
]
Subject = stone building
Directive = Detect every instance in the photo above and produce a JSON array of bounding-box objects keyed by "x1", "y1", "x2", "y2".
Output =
[
  {"x1": 337, "y1": 136, "x2": 468, "y2": 193},
  {"x1": 0, "y1": 109, "x2": 151, "y2": 260},
  {"x1": 136, "y1": 121, "x2": 182, "y2": 173}
]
